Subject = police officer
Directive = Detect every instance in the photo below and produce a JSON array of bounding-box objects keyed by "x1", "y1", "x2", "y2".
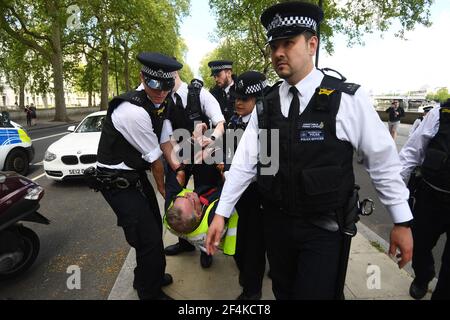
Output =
[
  {"x1": 206, "y1": 1, "x2": 413, "y2": 300},
  {"x1": 410, "y1": 105, "x2": 433, "y2": 136},
  {"x1": 400, "y1": 99, "x2": 450, "y2": 300},
  {"x1": 208, "y1": 60, "x2": 237, "y2": 122},
  {"x1": 161, "y1": 69, "x2": 225, "y2": 267},
  {"x1": 222, "y1": 71, "x2": 268, "y2": 300},
  {"x1": 96, "y1": 52, "x2": 180, "y2": 300}
]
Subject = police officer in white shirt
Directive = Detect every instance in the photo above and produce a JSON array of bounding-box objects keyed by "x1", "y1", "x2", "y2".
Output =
[
  {"x1": 96, "y1": 52, "x2": 179, "y2": 300},
  {"x1": 400, "y1": 99, "x2": 450, "y2": 300},
  {"x1": 161, "y1": 69, "x2": 226, "y2": 261},
  {"x1": 206, "y1": 1, "x2": 413, "y2": 300}
]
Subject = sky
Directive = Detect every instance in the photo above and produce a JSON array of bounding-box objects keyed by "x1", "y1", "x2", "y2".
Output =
[{"x1": 180, "y1": 0, "x2": 450, "y2": 94}]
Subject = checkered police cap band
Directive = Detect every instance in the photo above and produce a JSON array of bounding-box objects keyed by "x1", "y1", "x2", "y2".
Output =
[
  {"x1": 267, "y1": 14, "x2": 318, "y2": 33},
  {"x1": 141, "y1": 66, "x2": 175, "y2": 79},
  {"x1": 211, "y1": 65, "x2": 233, "y2": 71},
  {"x1": 244, "y1": 81, "x2": 267, "y2": 95}
]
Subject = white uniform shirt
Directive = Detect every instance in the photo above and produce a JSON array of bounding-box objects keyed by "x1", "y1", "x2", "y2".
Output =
[
  {"x1": 399, "y1": 106, "x2": 441, "y2": 181},
  {"x1": 97, "y1": 100, "x2": 163, "y2": 170},
  {"x1": 160, "y1": 81, "x2": 225, "y2": 144},
  {"x1": 409, "y1": 118, "x2": 422, "y2": 136},
  {"x1": 216, "y1": 68, "x2": 413, "y2": 223}
]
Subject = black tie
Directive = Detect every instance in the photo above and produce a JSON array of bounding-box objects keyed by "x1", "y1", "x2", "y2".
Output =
[
  {"x1": 289, "y1": 86, "x2": 300, "y2": 119},
  {"x1": 174, "y1": 92, "x2": 184, "y2": 109}
]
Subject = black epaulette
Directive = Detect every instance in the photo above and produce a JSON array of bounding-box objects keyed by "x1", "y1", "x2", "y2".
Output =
[{"x1": 339, "y1": 82, "x2": 361, "y2": 95}]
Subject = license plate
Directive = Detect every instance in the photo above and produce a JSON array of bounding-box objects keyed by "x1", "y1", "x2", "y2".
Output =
[{"x1": 69, "y1": 169, "x2": 84, "y2": 175}]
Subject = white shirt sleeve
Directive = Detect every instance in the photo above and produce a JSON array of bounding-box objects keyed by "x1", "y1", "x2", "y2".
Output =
[
  {"x1": 160, "y1": 120, "x2": 173, "y2": 144},
  {"x1": 200, "y1": 88, "x2": 225, "y2": 126},
  {"x1": 111, "y1": 101, "x2": 162, "y2": 164},
  {"x1": 409, "y1": 119, "x2": 421, "y2": 136},
  {"x1": 399, "y1": 106, "x2": 440, "y2": 182},
  {"x1": 336, "y1": 88, "x2": 413, "y2": 223},
  {"x1": 216, "y1": 108, "x2": 259, "y2": 218}
]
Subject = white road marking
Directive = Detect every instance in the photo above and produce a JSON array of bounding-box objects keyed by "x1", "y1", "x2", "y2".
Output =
[
  {"x1": 32, "y1": 132, "x2": 68, "y2": 142},
  {"x1": 31, "y1": 173, "x2": 46, "y2": 181}
]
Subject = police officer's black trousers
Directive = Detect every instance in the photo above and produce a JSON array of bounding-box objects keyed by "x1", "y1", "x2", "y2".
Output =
[
  {"x1": 412, "y1": 182, "x2": 450, "y2": 300},
  {"x1": 234, "y1": 183, "x2": 266, "y2": 296},
  {"x1": 101, "y1": 173, "x2": 165, "y2": 300},
  {"x1": 262, "y1": 206, "x2": 343, "y2": 300},
  {"x1": 164, "y1": 162, "x2": 222, "y2": 250}
]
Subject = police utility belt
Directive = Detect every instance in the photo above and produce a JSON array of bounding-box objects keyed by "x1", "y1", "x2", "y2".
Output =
[{"x1": 84, "y1": 166, "x2": 142, "y2": 191}]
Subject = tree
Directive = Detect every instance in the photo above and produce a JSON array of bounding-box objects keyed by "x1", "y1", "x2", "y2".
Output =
[
  {"x1": 206, "y1": 0, "x2": 434, "y2": 77},
  {"x1": 0, "y1": 0, "x2": 80, "y2": 121},
  {"x1": 427, "y1": 88, "x2": 450, "y2": 103}
]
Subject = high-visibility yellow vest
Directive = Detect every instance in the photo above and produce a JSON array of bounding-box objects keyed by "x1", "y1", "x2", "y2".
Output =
[{"x1": 163, "y1": 188, "x2": 238, "y2": 255}]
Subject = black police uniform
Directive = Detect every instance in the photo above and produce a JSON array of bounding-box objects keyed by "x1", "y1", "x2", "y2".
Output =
[
  {"x1": 96, "y1": 53, "x2": 181, "y2": 300},
  {"x1": 225, "y1": 72, "x2": 269, "y2": 300},
  {"x1": 409, "y1": 101, "x2": 450, "y2": 300},
  {"x1": 208, "y1": 60, "x2": 237, "y2": 122},
  {"x1": 258, "y1": 2, "x2": 362, "y2": 299}
]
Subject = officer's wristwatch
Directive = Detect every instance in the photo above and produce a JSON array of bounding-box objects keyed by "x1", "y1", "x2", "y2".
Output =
[{"x1": 394, "y1": 219, "x2": 413, "y2": 228}]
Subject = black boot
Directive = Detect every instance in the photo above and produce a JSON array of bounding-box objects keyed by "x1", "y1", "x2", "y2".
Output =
[
  {"x1": 409, "y1": 278, "x2": 429, "y2": 300},
  {"x1": 236, "y1": 291, "x2": 262, "y2": 300},
  {"x1": 134, "y1": 273, "x2": 173, "y2": 290},
  {"x1": 200, "y1": 251, "x2": 213, "y2": 268},
  {"x1": 164, "y1": 242, "x2": 196, "y2": 256}
]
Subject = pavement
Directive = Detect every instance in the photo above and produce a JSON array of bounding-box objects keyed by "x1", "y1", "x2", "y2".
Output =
[{"x1": 27, "y1": 119, "x2": 436, "y2": 300}]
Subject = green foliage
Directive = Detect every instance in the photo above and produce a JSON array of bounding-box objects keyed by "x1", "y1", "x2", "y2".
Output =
[
  {"x1": 205, "y1": 0, "x2": 434, "y2": 80},
  {"x1": 427, "y1": 88, "x2": 450, "y2": 103}
]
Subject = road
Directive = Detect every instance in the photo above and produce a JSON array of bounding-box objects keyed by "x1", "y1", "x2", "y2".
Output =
[{"x1": 0, "y1": 124, "x2": 129, "y2": 300}]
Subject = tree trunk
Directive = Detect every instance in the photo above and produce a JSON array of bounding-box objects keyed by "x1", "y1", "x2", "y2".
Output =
[
  {"x1": 100, "y1": 48, "x2": 109, "y2": 111},
  {"x1": 42, "y1": 94, "x2": 48, "y2": 108},
  {"x1": 88, "y1": 91, "x2": 92, "y2": 108},
  {"x1": 49, "y1": 3, "x2": 67, "y2": 121},
  {"x1": 19, "y1": 84, "x2": 25, "y2": 109},
  {"x1": 124, "y1": 45, "x2": 130, "y2": 91}
]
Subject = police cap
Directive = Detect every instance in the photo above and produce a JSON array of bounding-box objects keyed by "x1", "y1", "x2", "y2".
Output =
[
  {"x1": 137, "y1": 52, "x2": 182, "y2": 91},
  {"x1": 261, "y1": 1, "x2": 324, "y2": 43},
  {"x1": 232, "y1": 71, "x2": 267, "y2": 99},
  {"x1": 208, "y1": 60, "x2": 233, "y2": 76}
]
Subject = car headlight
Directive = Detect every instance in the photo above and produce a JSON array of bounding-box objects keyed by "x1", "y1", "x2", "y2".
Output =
[{"x1": 44, "y1": 151, "x2": 57, "y2": 162}]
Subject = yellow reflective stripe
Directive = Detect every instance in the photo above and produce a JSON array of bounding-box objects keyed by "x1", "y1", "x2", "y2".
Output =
[{"x1": 18, "y1": 129, "x2": 31, "y2": 143}]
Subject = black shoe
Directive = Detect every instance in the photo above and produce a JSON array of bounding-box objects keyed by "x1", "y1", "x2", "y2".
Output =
[
  {"x1": 156, "y1": 291, "x2": 174, "y2": 300},
  {"x1": 164, "y1": 242, "x2": 196, "y2": 256},
  {"x1": 133, "y1": 273, "x2": 173, "y2": 290},
  {"x1": 162, "y1": 273, "x2": 173, "y2": 287},
  {"x1": 200, "y1": 251, "x2": 213, "y2": 268},
  {"x1": 409, "y1": 279, "x2": 429, "y2": 300},
  {"x1": 236, "y1": 291, "x2": 262, "y2": 300}
]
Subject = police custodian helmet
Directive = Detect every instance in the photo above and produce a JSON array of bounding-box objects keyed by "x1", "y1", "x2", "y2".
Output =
[
  {"x1": 232, "y1": 71, "x2": 267, "y2": 100},
  {"x1": 208, "y1": 60, "x2": 233, "y2": 76},
  {"x1": 260, "y1": 1, "x2": 324, "y2": 43},
  {"x1": 137, "y1": 52, "x2": 183, "y2": 91}
]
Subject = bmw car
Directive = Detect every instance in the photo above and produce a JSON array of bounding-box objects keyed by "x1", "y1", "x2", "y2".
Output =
[{"x1": 43, "y1": 111, "x2": 106, "y2": 181}]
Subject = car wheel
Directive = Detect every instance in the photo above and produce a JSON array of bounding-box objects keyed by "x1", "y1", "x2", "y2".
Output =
[{"x1": 4, "y1": 149, "x2": 29, "y2": 175}]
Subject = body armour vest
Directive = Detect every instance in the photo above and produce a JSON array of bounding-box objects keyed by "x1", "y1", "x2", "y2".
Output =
[
  {"x1": 163, "y1": 188, "x2": 238, "y2": 255},
  {"x1": 211, "y1": 82, "x2": 236, "y2": 123},
  {"x1": 421, "y1": 106, "x2": 450, "y2": 192},
  {"x1": 257, "y1": 74, "x2": 360, "y2": 215},
  {"x1": 97, "y1": 90, "x2": 167, "y2": 171},
  {"x1": 166, "y1": 81, "x2": 209, "y2": 134}
]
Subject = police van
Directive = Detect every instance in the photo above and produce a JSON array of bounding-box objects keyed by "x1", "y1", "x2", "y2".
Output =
[{"x1": 0, "y1": 111, "x2": 34, "y2": 175}]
